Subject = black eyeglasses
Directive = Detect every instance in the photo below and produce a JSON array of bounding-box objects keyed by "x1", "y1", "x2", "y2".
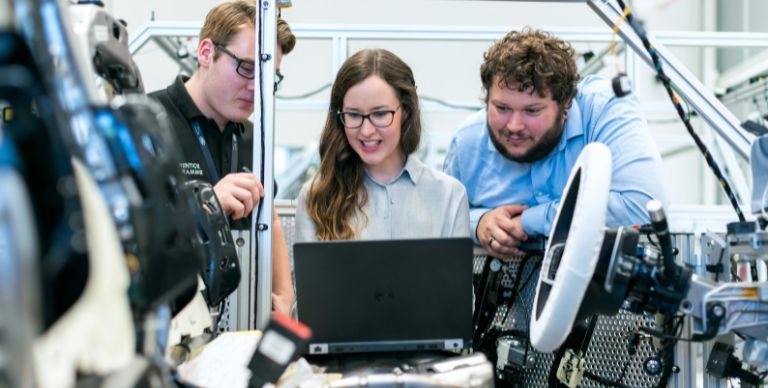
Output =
[
  {"x1": 213, "y1": 42, "x2": 255, "y2": 80},
  {"x1": 275, "y1": 70, "x2": 284, "y2": 93},
  {"x1": 337, "y1": 106, "x2": 400, "y2": 129}
]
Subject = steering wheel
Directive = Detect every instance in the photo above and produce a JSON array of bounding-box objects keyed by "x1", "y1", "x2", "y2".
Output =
[{"x1": 530, "y1": 142, "x2": 612, "y2": 353}]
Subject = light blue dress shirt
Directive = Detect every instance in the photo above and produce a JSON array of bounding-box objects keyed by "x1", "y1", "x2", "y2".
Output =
[
  {"x1": 296, "y1": 156, "x2": 470, "y2": 242},
  {"x1": 444, "y1": 75, "x2": 666, "y2": 244}
]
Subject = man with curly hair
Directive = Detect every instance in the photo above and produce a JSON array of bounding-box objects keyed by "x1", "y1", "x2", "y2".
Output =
[{"x1": 444, "y1": 28, "x2": 666, "y2": 257}]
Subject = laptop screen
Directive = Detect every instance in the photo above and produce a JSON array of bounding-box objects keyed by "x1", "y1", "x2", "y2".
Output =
[{"x1": 293, "y1": 238, "x2": 474, "y2": 354}]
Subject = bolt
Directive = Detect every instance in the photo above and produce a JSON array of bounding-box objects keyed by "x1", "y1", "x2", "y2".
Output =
[
  {"x1": 644, "y1": 357, "x2": 662, "y2": 375},
  {"x1": 680, "y1": 300, "x2": 693, "y2": 313}
]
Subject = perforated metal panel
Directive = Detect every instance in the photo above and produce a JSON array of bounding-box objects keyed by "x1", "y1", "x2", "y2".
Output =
[
  {"x1": 218, "y1": 230, "x2": 253, "y2": 331},
  {"x1": 219, "y1": 203, "x2": 299, "y2": 331},
  {"x1": 216, "y1": 299, "x2": 231, "y2": 334},
  {"x1": 278, "y1": 202, "x2": 299, "y2": 319},
  {"x1": 280, "y1": 213, "x2": 297, "y2": 272},
  {"x1": 583, "y1": 313, "x2": 664, "y2": 387},
  {"x1": 473, "y1": 254, "x2": 666, "y2": 387}
]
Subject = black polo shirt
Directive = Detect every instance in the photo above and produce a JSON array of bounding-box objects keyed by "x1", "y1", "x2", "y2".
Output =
[{"x1": 149, "y1": 75, "x2": 258, "y2": 230}]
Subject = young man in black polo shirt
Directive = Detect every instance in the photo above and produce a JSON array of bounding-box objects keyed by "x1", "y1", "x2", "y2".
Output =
[{"x1": 150, "y1": 0, "x2": 294, "y2": 315}]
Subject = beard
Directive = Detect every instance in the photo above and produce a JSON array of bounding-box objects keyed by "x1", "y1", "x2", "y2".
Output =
[{"x1": 488, "y1": 107, "x2": 566, "y2": 163}]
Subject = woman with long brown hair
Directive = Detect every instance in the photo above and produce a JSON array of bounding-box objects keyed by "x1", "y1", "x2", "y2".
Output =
[{"x1": 295, "y1": 48, "x2": 469, "y2": 241}]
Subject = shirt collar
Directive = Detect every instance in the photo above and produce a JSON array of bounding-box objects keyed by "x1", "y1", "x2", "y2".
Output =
[
  {"x1": 402, "y1": 155, "x2": 424, "y2": 184},
  {"x1": 558, "y1": 100, "x2": 583, "y2": 151},
  {"x1": 473, "y1": 109, "x2": 497, "y2": 154},
  {"x1": 168, "y1": 75, "x2": 246, "y2": 136},
  {"x1": 364, "y1": 155, "x2": 423, "y2": 186},
  {"x1": 168, "y1": 75, "x2": 204, "y2": 123}
]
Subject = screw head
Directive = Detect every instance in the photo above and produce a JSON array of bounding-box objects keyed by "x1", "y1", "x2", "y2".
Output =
[{"x1": 644, "y1": 357, "x2": 662, "y2": 375}]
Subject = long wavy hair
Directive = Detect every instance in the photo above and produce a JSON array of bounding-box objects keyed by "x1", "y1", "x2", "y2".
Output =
[{"x1": 305, "y1": 48, "x2": 421, "y2": 240}]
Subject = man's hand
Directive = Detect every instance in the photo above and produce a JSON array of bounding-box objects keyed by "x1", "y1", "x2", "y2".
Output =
[
  {"x1": 477, "y1": 204, "x2": 528, "y2": 257},
  {"x1": 213, "y1": 172, "x2": 264, "y2": 220}
]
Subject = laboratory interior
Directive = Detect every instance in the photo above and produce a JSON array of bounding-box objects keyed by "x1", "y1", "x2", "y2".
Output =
[{"x1": 2, "y1": 0, "x2": 768, "y2": 387}]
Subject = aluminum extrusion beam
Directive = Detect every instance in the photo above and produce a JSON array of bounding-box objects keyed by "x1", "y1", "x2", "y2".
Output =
[
  {"x1": 252, "y1": 0, "x2": 277, "y2": 330},
  {"x1": 130, "y1": 22, "x2": 768, "y2": 48},
  {"x1": 588, "y1": 0, "x2": 754, "y2": 159},
  {"x1": 719, "y1": 76, "x2": 768, "y2": 107},
  {"x1": 152, "y1": 36, "x2": 196, "y2": 74},
  {"x1": 129, "y1": 21, "x2": 200, "y2": 53},
  {"x1": 718, "y1": 48, "x2": 768, "y2": 90},
  {"x1": 579, "y1": 42, "x2": 624, "y2": 76}
]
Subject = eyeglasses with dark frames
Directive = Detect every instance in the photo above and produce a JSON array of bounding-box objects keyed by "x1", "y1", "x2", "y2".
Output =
[
  {"x1": 213, "y1": 42, "x2": 256, "y2": 80},
  {"x1": 337, "y1": 105, "x2": 401, "y2": 129}
]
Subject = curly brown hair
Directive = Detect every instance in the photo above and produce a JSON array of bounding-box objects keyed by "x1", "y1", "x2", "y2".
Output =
[
  {"x1": 481, "y1": 27, "x2": 579, "y2": 106},
  {"x1": 305, "y1": 48, "x2": 421, "y2": 240}
]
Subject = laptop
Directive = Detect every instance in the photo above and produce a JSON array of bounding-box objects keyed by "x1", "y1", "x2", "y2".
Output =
[{"x1": 293, "y1": 238, "x2": 474, "y2": 355}]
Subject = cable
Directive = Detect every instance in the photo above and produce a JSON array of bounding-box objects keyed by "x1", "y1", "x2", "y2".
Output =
[
  {"x1": 514, "y1": 259, "x2": 541, "y2": 326},
  {"x1": 653, "y1": 313, "x2": 682, "y2": 388},
  {"x1": 251, "y1": 0, "x2": 268, "y2": 327},
  {"x1": 275, "y1": 83, "x2": 331, "y2": 100},
  {"x1": 644, "y1": 232, "x2": 660, "y2": 248},
  {"x1": 714, "y1": 243, "x2": 726, "y2": 282},
  {"x1": 583, "y1": 364, "x2": 632, "y2": 388},
  {"x1": 609, "y1": 5, "x2": 631, "y2": 74},
  {"x1": 418, "y1": 95, "x2": 482, "y2": 111},
  {"x1": 615, "y1": 0, "x2": 746, "y2": 222},
  {"x1": 477, "y1": 257, "x2": 527, "y2": 351},
  {"x1": 476, "y1": 255, "x2": 539, "y2": 367},
  {"x1": 276, "y1": 85, "x2": 483, "y2": 112}
]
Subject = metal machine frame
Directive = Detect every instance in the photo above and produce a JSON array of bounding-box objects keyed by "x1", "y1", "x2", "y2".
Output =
[
  {"x1": 125, "y1": 2, "x2": 767, "y2": 386},
  {"x1": 128, "y1": 18, "x2": 764, "y2": 206}
]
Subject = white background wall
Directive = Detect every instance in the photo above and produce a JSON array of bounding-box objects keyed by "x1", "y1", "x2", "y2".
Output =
[{"x1": 109, "y1": 0, "x2": 763, "y2": 207}]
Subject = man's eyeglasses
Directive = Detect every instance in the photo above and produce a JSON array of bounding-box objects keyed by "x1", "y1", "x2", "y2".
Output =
[
  {"x1": 337, "y1": 106, "x2": 400, "y2": 129},
  {"x1": 213, "y1": 42, "x2": 255, "y2": 80},
  {"x1": 275, "y1": 70, "x2": 284, "y2": 93}
]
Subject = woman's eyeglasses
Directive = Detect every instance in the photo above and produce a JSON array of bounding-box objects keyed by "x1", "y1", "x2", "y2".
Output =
[{"x1": 337, "y1": 106, "x2": 401, "y2": 129}]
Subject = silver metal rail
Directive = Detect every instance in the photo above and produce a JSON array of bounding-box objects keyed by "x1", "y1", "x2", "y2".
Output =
[
  {"x1": 588, "y1": 0, "x2": 755, "y2": 160},
  {"x1": 253, "y1": 0, "x2": 278, "y2": 330}
]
